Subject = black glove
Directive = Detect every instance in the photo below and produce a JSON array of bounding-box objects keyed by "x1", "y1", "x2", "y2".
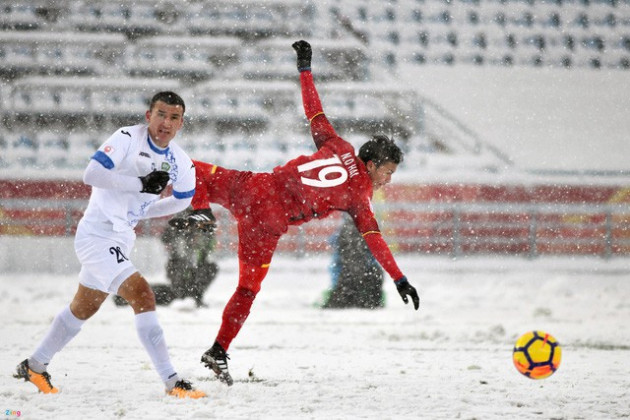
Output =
[
  {"x1": 169, "y1": 208, "x2": 216, "y2": 233},
  {"x1": 292, "y1": 40, "x2": 312, "y2": 72},
  {"x1": 139, "y1": 170, "x2": 170, "y2": 194},
  {"x1": 395, "y1": 276, "x2": 420, "y2": 310}
]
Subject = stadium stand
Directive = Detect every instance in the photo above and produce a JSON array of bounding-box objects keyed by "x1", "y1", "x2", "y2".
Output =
[
  {"x1": 0, "y1": 31, "x2": 126, "y2": 80},
  {"x1": 1, "y1": 0, "x2": 629, "y2": 264},
  {"x1": 125, "y1": 36, "x2": 241, "y2": 82},
  {"x1": 1, "y1": 0, "x2": 629, "y2": 176}
]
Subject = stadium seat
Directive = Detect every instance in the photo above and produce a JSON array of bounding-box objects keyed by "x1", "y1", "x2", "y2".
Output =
[
  {"x1": 66, "y1": 132, "x2": 96, "y2": 169},
  {"x1": 0, "y1": 134, "x2": 8, "y2": 168},
  {"x1": 37, "y1": 132, "x2": 68, "y2": 168},
  {"x1": 7, "y1": 133, "x2": 38, "y2": 167},
  {"x1": 126, "y1": 36, "x2": 240, "y2": 82},
  {"x1": 0, "y1": 0, "x2": 628, "y2": 177}
]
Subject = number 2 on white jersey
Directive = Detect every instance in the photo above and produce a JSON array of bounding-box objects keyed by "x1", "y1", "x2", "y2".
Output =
[{"x1": 297, "y1": 155, "x2": 348, "y2": 188}]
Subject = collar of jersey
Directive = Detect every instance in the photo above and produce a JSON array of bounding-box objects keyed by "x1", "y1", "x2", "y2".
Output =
[{"x1": 147, "y1": 135, "x2": 170, "y2": 155}]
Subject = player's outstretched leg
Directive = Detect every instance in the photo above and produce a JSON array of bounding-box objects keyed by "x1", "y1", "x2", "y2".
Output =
[
  {"x1": 166, "y1": 379, "x2": 206, "y2": 399},
  {"x1": 14, "y1": 359, "x2": 59, "y2": 394},
  {"x1": 201, "y1": 341, "x2": 233, "y2": 386}
]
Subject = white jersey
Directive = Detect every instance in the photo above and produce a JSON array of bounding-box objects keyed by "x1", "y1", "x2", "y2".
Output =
[{"x1": 82, "y1": 123, "x2": 196, "y2": 232}]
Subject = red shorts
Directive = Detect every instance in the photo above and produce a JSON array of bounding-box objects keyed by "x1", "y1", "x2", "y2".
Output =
[{"x1": 192, "y1": 161, "x2": 289, "y2": 266}]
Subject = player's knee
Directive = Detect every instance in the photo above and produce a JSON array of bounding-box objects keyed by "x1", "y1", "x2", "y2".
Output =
[
  {"x1": 119, "y1": 275, "x2": 157, "y2": 313},
  {"x1": 128, "y1": 295, "x2": 156, "y2": 314},
  {"x1": 131, "y1": 286, "x2": 156, "y2": 313},
  {"x1": 69, "y1": 300, "x2": 102, "y2": 320},
  {"x1": 236, "y1": 285, "x2": 258, "y2": 299},
  {"x1": 238, "y1": 261, "x2": 269, "y2": 294},
  {"x1": 70, "y1": 284, "x2": 108, "y2": 320}
]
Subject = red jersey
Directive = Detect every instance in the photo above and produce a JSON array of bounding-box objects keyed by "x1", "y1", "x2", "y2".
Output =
[
  {"x1": 272, "y1": 71, "x2": 376, "y2": 234},
  {"x1": 272, "y1": 129, "x2": 377, "y2": 233},
  {"x1": 192, "y1": 70, "x2": 404, "y2": 281}
]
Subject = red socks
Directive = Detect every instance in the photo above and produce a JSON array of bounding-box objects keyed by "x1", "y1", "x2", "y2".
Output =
[{"x1": 215, "y1": 261, "x2": 269, "y2": 350}]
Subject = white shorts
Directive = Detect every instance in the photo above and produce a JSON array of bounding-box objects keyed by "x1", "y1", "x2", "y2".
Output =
[{"x1": 74, "y1": 220, "x2": 138, "y2": 294}]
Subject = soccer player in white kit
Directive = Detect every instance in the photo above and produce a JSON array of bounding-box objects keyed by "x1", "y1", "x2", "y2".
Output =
[{"x1": 14, "y1": 92, "x2": 206, "y2": 399}]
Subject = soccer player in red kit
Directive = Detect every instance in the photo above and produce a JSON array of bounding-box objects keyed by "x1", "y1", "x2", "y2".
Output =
[{"x1": 170, "y1": 40, "x2": 419, "y2": 386}]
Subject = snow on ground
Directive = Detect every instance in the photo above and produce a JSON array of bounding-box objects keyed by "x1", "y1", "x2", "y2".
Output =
[{"x1": 1, "y1": 255, "x2": 629, "y2": 419}]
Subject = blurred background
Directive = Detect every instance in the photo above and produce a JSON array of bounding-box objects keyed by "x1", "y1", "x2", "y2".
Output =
[{"x1": 1, "y1": 0, "x2": 629, "y2": 273}]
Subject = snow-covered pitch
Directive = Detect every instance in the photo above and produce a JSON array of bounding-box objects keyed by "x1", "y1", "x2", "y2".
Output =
[{"x1": 1, "y1": 255, "x2": 629, "y2": 419}]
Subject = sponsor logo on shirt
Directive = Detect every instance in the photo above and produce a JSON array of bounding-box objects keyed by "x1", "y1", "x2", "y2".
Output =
[
  {"x1": 104, "y1": 145, "x2": 114, "y2": 154},
  {"x1": 139, "y1": 152, "x2": 151, "y2": 158}
]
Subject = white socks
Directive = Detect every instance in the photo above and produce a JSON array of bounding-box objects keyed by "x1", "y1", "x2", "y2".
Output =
[
  {"x1": 134, "y1": 311, "x2": 179, "y2": 387},
  {"x1": 29, "y1": 307, "x2": 179, "y2": 388},
  {"x1": 30, "y1": 305, "x2": 84, "y2": 372}
]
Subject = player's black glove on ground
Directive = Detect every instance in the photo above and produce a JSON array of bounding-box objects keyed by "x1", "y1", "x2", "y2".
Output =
[
  {"x1": 139, "y1": 170, "x2": 170, "y2": 194},
  {"x1": 292, "y1": 40, "x2": 312, "y2": 72},
  {"x1": 395, "y1": 276, "x2": 420, "y2": 310},
  {"x1": 168, "y1": 208, "x2": 216, "y2": 233}
]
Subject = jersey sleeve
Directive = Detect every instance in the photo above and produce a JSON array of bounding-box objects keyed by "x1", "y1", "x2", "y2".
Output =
[
  {"x1": 362, "y1": 232, "x2": 404, "y2": 281},
  {"x1": 171, "y1": 154, "x2": 196, "y2": 200},
  {"x1": 142, "y1": 195, "x2": 191, "y2": 219},
  {"x1": 83, "y1": 159, "x2": 141, "y2": 192},
  {"x1": 350, "y1": 201, "x2": 404, "y2": 281},
  {"x1": 90, "y1": 129, "x2": 132, "y2": 170},
  {"x1": 84, "y1": 130, "x2": 141, "y2": 191},
  {"x1": 299, "y1": 70, "x2": 338, "y2": 150}
]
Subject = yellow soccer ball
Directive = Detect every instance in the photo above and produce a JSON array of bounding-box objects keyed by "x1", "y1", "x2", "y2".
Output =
[{"x1": 512, "y1": 330, "x2": 561, "y2": 379}]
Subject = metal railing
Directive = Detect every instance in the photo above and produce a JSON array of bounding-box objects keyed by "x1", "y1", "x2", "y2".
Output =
[
  {"x1": 1, "y1": 199, "x2": 629, "y2": 258},
  {"x1": 377, "y1": 202, "x2": 630, "y2": 259}
]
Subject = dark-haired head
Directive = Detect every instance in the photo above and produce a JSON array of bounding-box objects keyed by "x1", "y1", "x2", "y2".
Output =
[
  {"x1": 150, "y1": 91, "x2": 186, "y2": 113},
  {"x1": 358, "y1": 134, "x2": 403, "y2": 167},
  {"x1": 358, "y1": 134, "x2": 403, "y2": 190}
]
